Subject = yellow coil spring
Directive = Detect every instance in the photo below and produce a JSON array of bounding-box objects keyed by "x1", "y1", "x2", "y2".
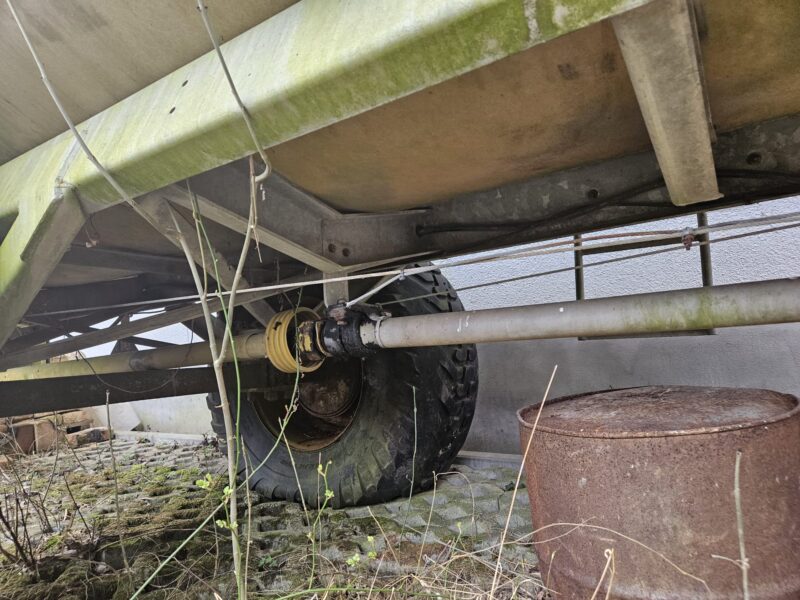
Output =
[{"x1": 266, "y1": 308, "x2": 323, "y2": 374}]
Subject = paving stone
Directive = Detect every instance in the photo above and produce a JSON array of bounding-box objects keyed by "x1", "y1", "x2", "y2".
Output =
[
  {"x1": 0, "y1": 438, "x2": 542, "y2": 598},
  {"x1": 438, "y1": 503, "x2": 471, "y2": 521}
]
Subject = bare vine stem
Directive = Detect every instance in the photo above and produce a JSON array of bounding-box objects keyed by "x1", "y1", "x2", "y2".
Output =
[{"x1": 170, "y1": 203, "x2": 245, "y2": 598}]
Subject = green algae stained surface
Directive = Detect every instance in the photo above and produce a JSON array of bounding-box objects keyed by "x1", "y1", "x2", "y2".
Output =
[
  {"x1": 0, "y1": 0, "x2": 535, "y2": 218},
  {"x1": 533, "y1": 0, "x2": 651, "y2": 39},
  {"x1": 0, "y1": 0, "x2": 657, "y2": 221}
]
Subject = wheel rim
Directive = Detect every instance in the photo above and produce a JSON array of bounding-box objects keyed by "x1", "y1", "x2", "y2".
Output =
[{"x1": 252, "y1": 358, "x2": 363, "y2": 452}]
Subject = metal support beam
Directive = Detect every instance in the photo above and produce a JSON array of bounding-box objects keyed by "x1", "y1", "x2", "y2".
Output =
[
  {"x1": 323, "y1": 273, "x2": 350, "y2": 306},
  {"x1": 1, "y1": 298, "x2": 238, "y2": 371},
  {"x1": 573, "y1": 235, "x2": 584, "y2": 302},
  {"x1": 365, "y1": 278, "x2": 800, "y2": 348},
  {"x1": 182, "y1": 316, "x2": 226, "y2": 343},
  {"x1": 137, "y1": 193, "x2": 274, "y2": 326},
  {"x1": 613, "y1": 0, "x2": 720, "y2": 206},
  {"x1": 0, "y1": 188, "x2": 86, "y2": 350},
  {"x1": 183, "y1": 167, "x2": 434, "y2": 272},
  {"x1": 697, "y1": 212, "x2": 713, "y2": 287},
  {"x1": 0, "y1": 330, "x2": 267, "y2": 382},
  {"x1": 61, "y1": 245, "x2": 190, "y2": 277},
  {"x1": 0, "y1": 270, "x2": 310, "y2": 370},
  {"x1": 178, "y1": 169, "x2": 342, "y2": 272},
  {"x1": 322, "y1": 114, "x2": 800, "y2": 266},
  {"x1": 0, "y1": 363, "x2": 269, "y2": 418},
  {"x1": 1, "y1": 309, "x2": 125, "y2": 356},
  {"x1": 25, "y1": 275, "x2": 191, "y2": 317}
]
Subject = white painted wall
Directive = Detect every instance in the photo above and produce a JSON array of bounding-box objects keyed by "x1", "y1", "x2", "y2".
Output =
[{"x1": 439, "y1": 196, "x2": 800, "y2": 453}]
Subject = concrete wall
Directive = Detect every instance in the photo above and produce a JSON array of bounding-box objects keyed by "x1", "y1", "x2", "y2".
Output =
[
  {"x1": 100, "y1": 197, "x2": 800, "y2": 448},
  {"x1": 464, "y1": 324, "x2": 800, "y2": 453}
]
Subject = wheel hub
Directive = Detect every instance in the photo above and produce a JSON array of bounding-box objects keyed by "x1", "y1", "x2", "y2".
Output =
[
  {"x1": 254, "y1": 358, "x2": 363, "y2": 451},
  {"x1": 297, "y1": 360, "x2": 360, "y2": 418}
]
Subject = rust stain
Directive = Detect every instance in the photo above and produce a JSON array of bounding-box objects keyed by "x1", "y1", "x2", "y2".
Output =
[{"x1": 517, "y1": 386, "x2": 800, "y2": 598}]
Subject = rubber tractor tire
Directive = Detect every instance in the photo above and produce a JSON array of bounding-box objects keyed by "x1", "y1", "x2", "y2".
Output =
[{"x1": 207, "y1": 269, "x2": 478, "y2": 507}]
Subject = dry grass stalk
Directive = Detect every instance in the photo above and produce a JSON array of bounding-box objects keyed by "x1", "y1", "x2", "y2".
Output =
[{"x1": 489, "y1": 364, "x2": 558, "y2": 599}]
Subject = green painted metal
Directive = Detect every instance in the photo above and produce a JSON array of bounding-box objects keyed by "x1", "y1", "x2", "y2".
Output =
[{"x1": 0, "y1": 0, "x2": 652, "y2": 350}]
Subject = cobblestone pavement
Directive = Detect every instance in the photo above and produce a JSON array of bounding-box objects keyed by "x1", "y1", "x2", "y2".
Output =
[{"x1": 0, "y1": 438, "x2": 542, "y2": 599}]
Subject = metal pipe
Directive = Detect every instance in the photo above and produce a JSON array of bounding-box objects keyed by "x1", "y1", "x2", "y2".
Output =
[
  {"x1": 368, "y1": 278, "x2": 800, "y2": 348},
  {"x1": 0, "y1": 331, "x2": 266, "y2": 382}
]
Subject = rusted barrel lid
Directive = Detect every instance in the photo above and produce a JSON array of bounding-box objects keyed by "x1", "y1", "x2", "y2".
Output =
[{"x1": 521, "y1": 385, "x2": 799, "y2": 438}]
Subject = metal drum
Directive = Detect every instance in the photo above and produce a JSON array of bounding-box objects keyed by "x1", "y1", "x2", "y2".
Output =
[{"x1": 517, "y1": 386, "x2": 800, "y2": 599}]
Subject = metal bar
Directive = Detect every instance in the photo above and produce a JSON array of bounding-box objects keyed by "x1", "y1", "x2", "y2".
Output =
[
  {"x1": 25, "y1": 275, "x2": 192, "y2": 317},
  {"x1": 0, "y1": 331, "x2": 267, "y2": 382},
  {"x1": 137, "y1": 194, "x2": 275, "y2": 326},
  {"x1": 573, "y1": 234, "x2": 584, "y2": 301},
  {"x1": 0, "y1": 303, "x2": 215, "y2": 371},
  {"x1": 0, "y1": 363, "x2": 269, "y2": 418},
  {"x1": 697, "y1": 212, "x2": 713, "y2": 287},
  {"x1": 117, "y1": 336, "x2": 174, "y2": 349},
  {"x1": 368, "y1": 278, "x2": 800, "y2": 348},
  {"x1": 178, "y1": 169, "x2": 343, "y2": 272},
  {"x1": 323, "y1": 272, "x2": 350, "y2": 306},
  {"x1": 580, "y1": 235, "x2": 683, "y2": 256},
  {"x1": 613, "y1": 0, "x2": 720, "y2": 206},
  {"x1": 1, "y1": 309, "x2": 126, "y2": 355},
  {"x1": 0, "y1": 287, "x2": 275, "y2": 371},
  {"x1": 61, "y1": 246, "x2": 189, "y2": 276},
  {"x1": 182, "y1": 316, "x2": 225, "y2": 343}
]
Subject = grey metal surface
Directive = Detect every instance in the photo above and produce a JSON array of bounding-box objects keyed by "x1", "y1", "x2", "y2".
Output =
[
  {"x1": 613, "y1": 0, "x2": 720, "y2": 205},
  {"x1": 172, "y1": 168, "x2": 343, "y2": 273},
  {"x1": 137, "y1": 193, "x2": 275, "y2": 326},
  {"x1": 0, "y1": 363, "x2": 268, "y2": 416},
  {"x1": 0, "y1": 331, "x2": 267, "y2": 381},
  {"x1": 0, "y1": 0, "x2": 296, "y2": 164},
  {"x1": 369, "y1": 278, "x2": 800, "y2": 349}
]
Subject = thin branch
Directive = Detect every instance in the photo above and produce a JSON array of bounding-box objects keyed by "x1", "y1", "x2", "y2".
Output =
[
  {"x1": 169, "y1": 205, "x2": 244, "y2": 596},
  {"x1": 62, "y1": 472, "x2": 91, "y2": 535}
]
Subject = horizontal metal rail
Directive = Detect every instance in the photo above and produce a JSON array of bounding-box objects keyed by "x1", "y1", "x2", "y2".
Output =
[
  {"x1": 0, "y1": 332, "x2": 266, "y2": 382},
  {"x1": 367, "y1": 278, "x2": 800, "y2": 348},
  {"x1": 0, "y1": 363, "x2": 269, "y2": 417}
]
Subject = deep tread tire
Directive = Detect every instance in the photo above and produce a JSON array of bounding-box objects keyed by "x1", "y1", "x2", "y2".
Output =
[{"x1": 207, "y1": 270, "x2": 478, "y2": 507}]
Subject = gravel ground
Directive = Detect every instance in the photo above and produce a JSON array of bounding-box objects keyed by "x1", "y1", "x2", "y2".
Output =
[{"x1": 0, "y1": 437, "x2": 542, "y2": 599}]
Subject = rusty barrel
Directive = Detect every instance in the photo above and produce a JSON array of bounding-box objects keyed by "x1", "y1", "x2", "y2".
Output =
[{"x1": 517, "y1": 386, "x2": 800, "y2": 599}]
